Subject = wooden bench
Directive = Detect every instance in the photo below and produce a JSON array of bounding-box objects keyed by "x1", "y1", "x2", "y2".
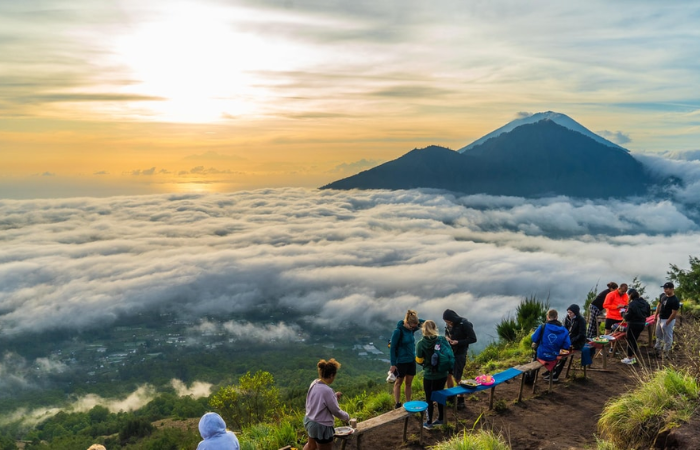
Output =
[
  {"x1": 338, "y1": 407, "x2": 423, "y2": 450},
  {"x1": 513, "y1": 360, "x2": 544, "y2": 400}
]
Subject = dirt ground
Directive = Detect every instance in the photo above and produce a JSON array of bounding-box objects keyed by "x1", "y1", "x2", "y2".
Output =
[{"x1": 334, "y1": 338, "x2": 693, "y2": 450}]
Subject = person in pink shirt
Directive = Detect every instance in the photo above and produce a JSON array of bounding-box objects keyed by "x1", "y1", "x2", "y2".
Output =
[{"x1": 303, "y1": 358, "x2": 350, "y2": 450}]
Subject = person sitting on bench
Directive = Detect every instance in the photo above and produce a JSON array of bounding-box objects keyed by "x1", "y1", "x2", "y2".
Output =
[
  {"x1": 531, "y1": 309, "x2": 571, "y2": 382},
  {"x1": 552, "y1": 304, "x2": 586, "y2": 379}
]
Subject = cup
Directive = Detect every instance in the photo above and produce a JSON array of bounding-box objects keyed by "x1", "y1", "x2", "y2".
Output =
[{"x1": 350, "y1": 418, "x2": 357, "y2": 428}]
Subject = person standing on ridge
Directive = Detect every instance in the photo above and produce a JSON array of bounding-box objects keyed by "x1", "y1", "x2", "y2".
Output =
[
  {"x1": 415, "y1": 320, "x2": 452, "y2": 430},
  {"x1": 621, "y1": 288, "x2": 651, "y2": 365},
  {"x1": 442, "y1": 309, "x2": 477, "y2": 408},
  {"x1": 602, "y1": 283, "x2": 628, "y2": 336},
  {"x1": 389, "y1": 309, "x2": 424, "y2": 409},
  {"x1": 303, "y1": 359, "x2": 350, "y2": 450},
  {"x1": 654, "y1": 282, "x2": 680, "y2": 359},
  {"x1": 587, "y1": 282, "x2": 617, "y2": 338}
]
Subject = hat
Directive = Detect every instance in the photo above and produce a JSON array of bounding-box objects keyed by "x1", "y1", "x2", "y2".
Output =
[{"x1": 661, "y1": 282, "x2": 674, "y2": 289}]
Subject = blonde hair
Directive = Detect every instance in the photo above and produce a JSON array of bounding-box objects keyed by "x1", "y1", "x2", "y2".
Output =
[
  {"x1": 404, "y1": 309, "x2": 419, "y2": 326},
  {"x1": 421, "y1": 320, "x2": 439, "y2": 337},
  {"x1": 87, "y1": 445, "x2": 107, "y2": 450},
  {"x1": 547, "y1": 309, "x2": 558, "y2": 320},
  {"x1": 317, "y1": 358, "x2": 341, "y2": 379}
]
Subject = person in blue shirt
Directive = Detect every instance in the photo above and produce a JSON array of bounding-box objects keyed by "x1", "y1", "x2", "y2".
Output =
[
  {"x1": 389, "y1": 309, "x2": 425, "y2": 409},
  {"x1": 531, "y1": 309, "x2": 571, "y2": 382}
]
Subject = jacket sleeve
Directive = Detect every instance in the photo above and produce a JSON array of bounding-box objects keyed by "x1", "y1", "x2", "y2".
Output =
[
  {"x1": 602, "y1": 292, "x2": 614, "y2": 310},
  {"x1": 563, "y1": 332, "x2": 572, "y2": 349},
  {"x1": 390, "y1": 328, "x2": 400, "y2": 366},
  {"x1": 415, "y1": 340, "x2": 425, "y2": 365},
  {"x1": 572, "y1": 318, "x2": 586, "y2": 345},
  {"x1": 325, "y1": 388, "x2": 350, "y2": 422},
  {"x1": 531, "y1": 325, "x2": 542, "y2": 344}
]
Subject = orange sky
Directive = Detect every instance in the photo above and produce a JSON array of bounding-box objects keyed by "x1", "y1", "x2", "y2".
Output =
[{"x1": 2, "y1": 1, "x2": 699, "y2": 198}]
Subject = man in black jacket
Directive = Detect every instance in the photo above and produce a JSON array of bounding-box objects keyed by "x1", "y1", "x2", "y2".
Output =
[{"x1": 443, "y1": 309, "x2": 477, "y2": 407}]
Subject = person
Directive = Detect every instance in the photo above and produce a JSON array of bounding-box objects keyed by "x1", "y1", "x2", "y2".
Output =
[
  {"x1": 551, "y1": 304, "x2": 586, "y2": 379},
  {"x1": 197, "y1": 412, "x2": 240, "y2": 450},
  {"x1": 654, "y1": 282, "x2": 681, "y2": 359},
  {"x1": 389, "y1": 309, "x2": 424, "y2": 409},
  {"x1": 621, "y1": 288, "x2": 651, "y2": 365},
  {"x1": 531, "y1": 309, "x2": 571, "y2": 382},
  {"x1": 587, "y1": 282, "x2": 618, "y2": 338},
  {"x1": 415, "y1": 320, "x2": 451, "y2": 429},
  {"x1": 303, "y1": 358, "x2": 350, "y2": 450},
  {"x1": 442, "y1": 309, "x2": 477, "y2": 408},
  {"x1": 87, "y1": 446, "x2": 107, "y2": 450},
  {"x1": 602, "y1": 283, "x2": 629, "y2": 335}
]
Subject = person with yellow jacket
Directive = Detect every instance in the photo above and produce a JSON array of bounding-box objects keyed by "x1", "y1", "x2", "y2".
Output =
[{"x1": 602, "y1": 283, "x2": 629, "y2": 335}]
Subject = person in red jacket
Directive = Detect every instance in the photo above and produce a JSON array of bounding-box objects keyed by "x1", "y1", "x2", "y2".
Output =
[{"x1": 602, "y1": 283, "x2": 628, "y2": 335}]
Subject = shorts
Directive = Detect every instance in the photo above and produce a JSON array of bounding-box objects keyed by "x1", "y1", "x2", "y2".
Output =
[
  {"x1": 394, "y1": 362, "x2": 416, "y2": 378},
  {"x1": 605, "y1": 318, "x2": 622, "y2": 330},
  {"x1": 451, "y1": 352, "x2": 467, "y2": 381},
  {"x1": 304, "y1": 416, "x2": 334, "y2": 444}
]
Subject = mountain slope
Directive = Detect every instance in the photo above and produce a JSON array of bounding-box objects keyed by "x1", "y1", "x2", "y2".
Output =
[
  {"x1": 459, "y1": 111, "x2": 626, "y2": 153},
  {"x1": 321, "y1": 120, "x2": 649, "y2": 198}
]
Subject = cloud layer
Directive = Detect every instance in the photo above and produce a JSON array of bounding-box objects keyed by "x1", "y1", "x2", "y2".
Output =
[{"x1": 2, "y1": 156, "x2": 700, "y2": 344}]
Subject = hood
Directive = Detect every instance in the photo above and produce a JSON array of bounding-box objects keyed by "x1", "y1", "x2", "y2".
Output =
[
  {"x1": 199, "y1": 412, "x2": 227, "y2": 439},
  {"x1": 442, "y1": 309, "x2": 461, "y2": 323},
  {"x1": 396, "y1": 320, "x2": 405, "y2": 329},
  {"x1": 567, "y1": 304, "x2": 580, "y2": 315}
]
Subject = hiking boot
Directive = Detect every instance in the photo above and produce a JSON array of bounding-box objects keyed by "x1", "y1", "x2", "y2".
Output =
[
  {"x1": 423, "y1": 422, "x2": 433, "y2": 430},
  {"x1": 456, "y1": 401, "x2": 466, "y2": 410},
  {"x1": 621, "y1": 357, "x2": 636, "y2": 365},
  {"x1": 431, "y1": 420, "x2": 444, "y2": 426},
  {"x1": 551, "y1": 376, "x2": 559, "y2": 382},
  {"x1": 542, "y1": 373, "x2": 550, "y2": 381},
  {"x1": 394, "y1": 402, "x2": 402, "y2": 409}
]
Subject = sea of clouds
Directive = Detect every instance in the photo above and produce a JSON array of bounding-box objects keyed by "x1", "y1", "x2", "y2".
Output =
[{"x1": 1, "y1": 154, "x2": 700, "y2": 348}]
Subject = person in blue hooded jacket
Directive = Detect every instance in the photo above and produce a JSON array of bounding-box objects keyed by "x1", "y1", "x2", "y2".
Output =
[
  {"x1": 197, "y1": 412, "x2": 240, "y2": 450},
  {"x1": 389, "y1": 309, "x2": 425, "y2": 409},
  {"x1": 531, "y1": 309, "x2": 571, "y2": 382}
]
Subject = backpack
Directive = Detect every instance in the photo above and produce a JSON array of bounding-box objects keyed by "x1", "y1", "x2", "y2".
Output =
[{"x1": 430, "y1": 337, "x2": 455, "y2": 373}]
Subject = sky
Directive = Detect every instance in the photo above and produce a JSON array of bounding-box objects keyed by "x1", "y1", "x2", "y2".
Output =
[{"x1": 2, "y1": 0, "x2": 700, "y2": 198}]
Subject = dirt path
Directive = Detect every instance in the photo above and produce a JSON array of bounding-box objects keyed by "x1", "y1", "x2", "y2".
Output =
[{"x1": 336, "y1": 346, "x2": 650, "y2": 450}]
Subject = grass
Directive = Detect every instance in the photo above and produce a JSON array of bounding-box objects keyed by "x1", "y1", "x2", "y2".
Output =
[
  {"x1": 597, "y1": 367, "x2": 699, "y2": 449},
  {"x1": 428, "y1": 429, "x2": 510, "y2": 450}
]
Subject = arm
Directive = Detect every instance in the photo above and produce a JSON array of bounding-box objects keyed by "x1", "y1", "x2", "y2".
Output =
[
  {"x1": 325, "y1": 387, "x2": 350, "y2": 422},
  {"x1": 667, "y1": 308, "x2": 679, "y2": 323},
  {"x1": 415, "y1": 341, "x2": 425, "y2": 365},
  {"x1": 389, "y1": 328, "x2": 400, "y2": 368},
  {"x1": 602, "y1": 292, "x2": 614, "y2": 310},
  {"x1": 531, "y1": 325, "x2": 542, "y2": 348}
]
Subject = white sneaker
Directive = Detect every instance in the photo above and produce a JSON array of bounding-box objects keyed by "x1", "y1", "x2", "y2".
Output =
[{"x1": 621, "y1": 357, "x2": 636, "y2": 365}]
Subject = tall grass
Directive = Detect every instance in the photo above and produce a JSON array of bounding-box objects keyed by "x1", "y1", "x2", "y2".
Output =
[
  {"x1": 428, "y1": 429, "x2": 510, "y2": 450},
  {"x1": 598, "y1": 367, "x2": 699, "y2": 449}
]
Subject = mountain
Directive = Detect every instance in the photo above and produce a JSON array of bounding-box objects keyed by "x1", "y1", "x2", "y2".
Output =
[
  {"x1": 321, "y1": 118, "x2": 650, "y2": 198},
  {"x1": 459, "y1": 111, "x2": 626, "y2": 153}
]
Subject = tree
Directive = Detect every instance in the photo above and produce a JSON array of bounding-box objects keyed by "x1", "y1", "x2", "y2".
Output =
[
  {"x1": 209, "y1": 370, "x2": 281, "y2": 429},
  {"x1": 668, "y1": 255, "x2": 700, "y2": 302},
  {"x1": 496, "y1": 295, "x2": 549, "y2": 342}
]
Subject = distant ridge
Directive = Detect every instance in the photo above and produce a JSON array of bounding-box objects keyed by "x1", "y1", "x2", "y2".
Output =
[
  {"x1": 459, "y1": 111, "x2": 626, "y2": 153},
  {"x1": 322, "y1": 118, "x2": 649, "y2": 198}
]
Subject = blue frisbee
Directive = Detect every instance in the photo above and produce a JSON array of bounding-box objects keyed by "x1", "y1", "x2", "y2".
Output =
[{"x1": 403, "y1": 400, "x2": 428, "y2": 412}]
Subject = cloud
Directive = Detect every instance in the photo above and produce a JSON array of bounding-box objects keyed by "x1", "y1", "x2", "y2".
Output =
[
  {"x1": 170, "y1": 379, "x2": 212, "y2": 398},
  {"x1": 129, "y1": 167, "x2": 156, "y2": 176},
  {"x1": 516, "y1": 111, "x2": 533, "y2": 119},
  {"x1": 330, "y1": 159, "x2": 383, "y2": 174},
  {"x1": 659, "y1": 149, "x2": 700, "y2": 161},
  {"x1": 185, "y1": 166, "x2": 233, "y2": 175},
  {"x1": 597, "y1": 130, "x2": 632, "y2": 145},
  {"x1": 1, "y1": 158, "x2": 700, "y2": 349},
  {"x1": 93, "y1": 171, "x2": 109, "y2": 175}
]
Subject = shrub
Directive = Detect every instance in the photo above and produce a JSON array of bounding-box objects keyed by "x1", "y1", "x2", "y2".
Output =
[
  {"x1": 598, "y1": 367, "x2": 699, "y2": 449},
  {"x1": 428, "y1": 429, "x2": 510, "y2": 450}
]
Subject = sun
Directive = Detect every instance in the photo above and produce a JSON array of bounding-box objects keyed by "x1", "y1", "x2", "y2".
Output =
[{"x1": 113, "y1": 4, "x2": 296, "y2": 123}]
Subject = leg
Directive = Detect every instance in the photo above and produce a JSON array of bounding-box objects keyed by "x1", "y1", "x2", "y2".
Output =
[
  {"x1": 553, "y1": 357, "x2": 566, "y2": 379},
  {"x1": 587, "y1": 306, "x2": 600, "y2": 339},
  {"x1": 655, "y1": 319, "x2": 665, "y2": 351},
  {"x1": 304, "y1": 438, "x2": 318, "y2": 450},
  {"x1": 453, "y1": 353, "x2": 467, "y2": 406},
  {"x1": 403, "y1": 375, "x2": 414, "y2": 402},
  {"x1": 423, "y1": 379, "x2": 434, "y2": 423},
  {"x1": 662, "y1": 319, "x2": 676, "y2": 353},
  {"x1": 393, "y1": 377, "x2": 405, "y2": 405},
  {"x1": 433, "y1": 377, "x2": 447, "y2": 421}
]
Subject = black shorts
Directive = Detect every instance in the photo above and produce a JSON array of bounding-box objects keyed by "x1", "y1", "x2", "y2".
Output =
[
  {"x1": 450, "y1": 353, "x2": 467, "y2": 381},
  {"x1": 394, "y1": 362, "x2": 416, "y2": 378},
  {"x1": 605, "y1": 318, "x2": 622, "y2": 330}
]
